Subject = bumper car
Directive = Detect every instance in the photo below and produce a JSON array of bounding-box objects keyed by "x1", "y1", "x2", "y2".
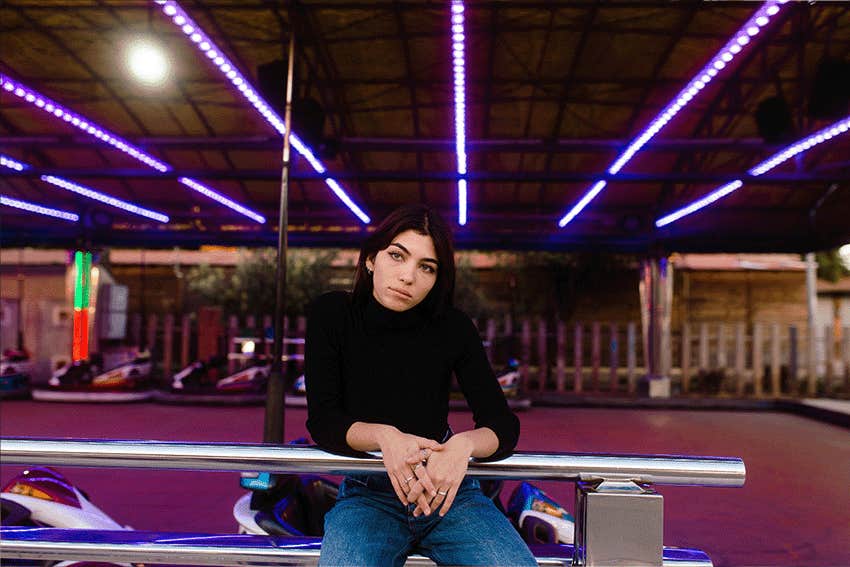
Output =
[
  {"x1": 155, "y1": 355, "x2": 270, "y2": 405},
  {"x1": 32, "y1": 352, "x2": 153, "y2": 402},
  {"x1": 450, "y1": 357, "x2": 531, "y2": 410},
  {"x1": 285, "y1": 373, "x2": 308, "y2": 407},
  {"x1": 0, "y1": 348, "x2": 33, "y2": 399},
  {"x1": 1, "y1": 467, "x2": 132, "y2": 566}
]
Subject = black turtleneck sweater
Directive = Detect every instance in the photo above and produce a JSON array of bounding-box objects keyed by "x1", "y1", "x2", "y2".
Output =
[{"x1": 305, "y1": 291, "x2": 519, "y2": 461}]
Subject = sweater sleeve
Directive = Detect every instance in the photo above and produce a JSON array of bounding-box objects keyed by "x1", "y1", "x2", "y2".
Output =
[
  {"x1": 304, "y1": 292, "x2": 365, "y2": 457},
  {"x1": 452, "y1": 311, "x2": 520, "y2": 461}
]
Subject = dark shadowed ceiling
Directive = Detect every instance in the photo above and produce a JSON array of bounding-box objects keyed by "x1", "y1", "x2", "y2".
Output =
[{"x1": 1, "y1": 0, "x2": 849, "y2": 252}]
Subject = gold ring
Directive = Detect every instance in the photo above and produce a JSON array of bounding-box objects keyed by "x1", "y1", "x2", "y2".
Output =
[
  {"x1": 404, "y1": 476, "x2": 414, "y2": 483},
  {"x1": 437, "y1": 490, "x2": 448, "y2": 496}
]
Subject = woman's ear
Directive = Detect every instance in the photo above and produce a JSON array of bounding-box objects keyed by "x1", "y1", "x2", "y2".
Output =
[{"x1": 365, "y1": 255, "x2": 375, "y2": 272}]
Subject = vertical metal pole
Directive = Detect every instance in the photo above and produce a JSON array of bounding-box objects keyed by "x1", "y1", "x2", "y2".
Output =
[
  {"x1": 640, "y1": 258, "x2": 672, "y2": 397},
  {"x1": 805, "y1": 252, "x2": 818, "y2": 396},
  {"x1": 264, "y1": 29, "x2": 296, "y2": 445}
]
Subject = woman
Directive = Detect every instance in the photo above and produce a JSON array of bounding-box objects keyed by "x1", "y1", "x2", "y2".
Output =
[{"x1": 305, "y1": 204, "x2": 536, "y2": 566}]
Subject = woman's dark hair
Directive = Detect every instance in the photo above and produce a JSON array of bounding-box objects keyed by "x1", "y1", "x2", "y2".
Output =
[{"x1": 352, "y1": 204, "x2": 455, "y2": 317}]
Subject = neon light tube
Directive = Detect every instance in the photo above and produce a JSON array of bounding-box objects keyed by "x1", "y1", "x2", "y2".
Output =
[
  {"x1": 1, "y1": 74, "x2": 169, "y2": 173},
  {"x1": 153, "y1": 0, "x2": 371, "y2": 224},
  {"x1": 558, "y1": 0, "x2": 788, "y2": 228},
  {"x1": 41, "y1": 175, "x2": 170, "y2": 223},
  {"x1": 0, "y1": 195, "x2": 79, "y2": 222},
  {"x1": 655, "y1": 114, "x2": 850, "y2": 227},
  {"x1": 178, "y1": 177, "x2": 265, "y2": 224},
  {"x1": 451, "y1": 0, "x2": 468, "y2": 225},
  {"x1": 0, "y1": 154, "x2": 27, "y2": 171},
  {"x1": 1, "y1": 73, "x2": 265, "y2": 224}
]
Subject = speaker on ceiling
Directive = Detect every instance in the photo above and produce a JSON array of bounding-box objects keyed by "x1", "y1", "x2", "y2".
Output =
[
  {"x1": 755, "y1": 95, "x2": 795, "y2": 143},
  {"x1": 808, "y1": 56, "x2": 850, "y2": 120},
  {"x1": 256, "y1": 60, "x2": 335, "y2": 158}
]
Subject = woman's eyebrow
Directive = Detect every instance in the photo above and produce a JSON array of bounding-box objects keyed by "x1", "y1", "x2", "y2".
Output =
[{"x1": 389, "y1": 242, "x2": 438, "y2": 265}]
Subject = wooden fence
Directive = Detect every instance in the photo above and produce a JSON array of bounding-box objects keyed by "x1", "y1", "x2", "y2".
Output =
[{"x1": 128, "y1": 313, "x2": 850, "y2": 398}]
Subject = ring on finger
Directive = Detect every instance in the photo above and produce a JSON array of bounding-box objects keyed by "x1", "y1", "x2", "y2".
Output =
[
  {"x1": 413, "y1": 462, "x2": 423, "y2": 471},
  {"x1": 404, "y1": 476, "x2": 414, "y2": 484},
  {"x1": 437, "y1": 489, "x2": 448, "y2": 496}
]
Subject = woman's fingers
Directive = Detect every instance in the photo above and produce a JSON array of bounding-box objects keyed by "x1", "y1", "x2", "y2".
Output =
[
  {"x1": 438, "y1": 483, "x2": 460, "y2": 517},
  {"x1": 413, "y1": 462, "x2": 437, "y2": 497},
  {"x1": 406, "y1": 479, "x2": 424, "y2": 503},
  {"x1": 388, "y1": 473, "x2": 408, "y2": 506},
  {"x1": 413, "y1": 436, "x2": 443, "y2": 451}
]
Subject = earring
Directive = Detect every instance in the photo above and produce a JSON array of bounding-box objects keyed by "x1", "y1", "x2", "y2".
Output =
[{"x1": 366, "y1": 267, "x2": 373, "y2": 276}]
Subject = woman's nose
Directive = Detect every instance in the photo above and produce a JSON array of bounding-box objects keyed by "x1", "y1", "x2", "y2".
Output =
[{"x1": 399, "y1": 265, "x2": 415, "y2": 283}]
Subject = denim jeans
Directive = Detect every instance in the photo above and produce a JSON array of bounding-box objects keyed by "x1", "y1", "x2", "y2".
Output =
[{"x1": 319, "y1": 474, "x2": 537, "y2": 566}]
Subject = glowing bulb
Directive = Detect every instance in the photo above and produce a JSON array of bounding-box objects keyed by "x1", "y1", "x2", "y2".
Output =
[{"x1": 126, "y1": 39, "x2": 169, "y2": 86}]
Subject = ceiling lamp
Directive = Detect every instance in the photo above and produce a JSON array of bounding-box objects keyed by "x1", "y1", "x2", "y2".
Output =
[
  {"x1": 1, "y1": 195, "x2": 79, "y2": 222},
  {"x1": 451, "y1": 0, "x2": 468, "y2": 226}
]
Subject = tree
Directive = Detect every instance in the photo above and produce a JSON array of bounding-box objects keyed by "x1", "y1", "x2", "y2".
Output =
[
  {"x1": 815, "y1": 248, "x2": 850, "y2": 282},
  {"x1": 186, "y1": 248, "x2": 340, "y2": 317}
]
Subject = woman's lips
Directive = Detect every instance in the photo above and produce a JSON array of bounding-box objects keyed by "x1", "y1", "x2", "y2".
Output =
[{"x1": 388, "y1": 287, "x2": 412, "y2": 299}]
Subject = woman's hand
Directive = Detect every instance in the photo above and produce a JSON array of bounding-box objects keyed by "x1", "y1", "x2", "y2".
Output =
[
  {"x1": 377, "y1": 426, "x2": 443, "y2": 509},
  {"x1": 410, "y1": 434, "x2": 474, "y2": 517}
]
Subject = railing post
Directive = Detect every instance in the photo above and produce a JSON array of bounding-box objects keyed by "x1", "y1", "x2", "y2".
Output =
[
  {"x1": 575, "y1": 480, "x2": 663, "y2": 566},
  {"x1": 681, "y1": 323, "x2": 691, "y2": 394},
  {"x1": 609, "y1": 323, "x2": 619, "y2": 392},
  {"x1": 146, "y1": 313, "x2": 157, "y2": 354},
  {"x1": 699, "y1": 323, "x2": 709, "y2": 372},
  {"x1": 227, "y1": 315, "x2": 239, "y2": 374},
  {"x1": 825, "y1": 324, "x2": 834, "y2": 396},
  {"x1": 521, "y1": 318, "x2": 532, "y2": 389},
  {"x1": 180, "y1": 314, "x2": 191, "y2": 369},
  {"x1": 734, "y1": 323, "x2": 746, "y2": 396},
  {"x1": 485, "y1": 319, "x2": 496, "y2": 362},
  {"x1": 843, "y1": 327, "x2": 850, "y2": 394},
  {"x1": 717, "y1": 323, "x2": 727, "y2": 372},
  {"x1": 770, "y1": 323, "x2": 781, "y2": 397},
  {"x1": 163, "y1": 314, "x2": 174, "y2": 380},
  {"x1": 789, "y1": 325, "x2": 798, "y2": 392},
  {"x1": 537, "y1": 318, "x2": 548, "y2": 391},
  {"x1": 591, "y1": 321, "x2": 601, "y2": 392},
  {"x1": 627, "y1": 322, "x2": 637, "y2": 394},
  {"x1": 556, "y1": 320, "x2": 566, "y2": 392},
  {"x1": 752, "y1": 323, "x2": 763, "y2": 397},
  {"x1": 574, "y1": 323, "x2": 583, "y2": 394}
]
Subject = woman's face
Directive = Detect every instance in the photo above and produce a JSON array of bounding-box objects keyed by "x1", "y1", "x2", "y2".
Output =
[{"x1": 366, "y1": 229, "x2": 439, "y2": 312}]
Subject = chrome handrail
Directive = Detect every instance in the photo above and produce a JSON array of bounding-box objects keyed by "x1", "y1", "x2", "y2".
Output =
[
  {"x1": 0, "y1": 528, "x2": 713, "y2": 566},
  {"x1": 0, "y1": 437, "x2": 745, "y2": 487}
]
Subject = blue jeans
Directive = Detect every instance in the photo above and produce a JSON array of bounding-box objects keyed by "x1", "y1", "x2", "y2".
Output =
[{"x1": 319, "y1": 474, "x2": 537, "y2": 566}]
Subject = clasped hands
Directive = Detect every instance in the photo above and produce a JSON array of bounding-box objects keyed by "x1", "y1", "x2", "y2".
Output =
[{"x1": 379, "y1": 428, "x2": 474, "y2": 518}]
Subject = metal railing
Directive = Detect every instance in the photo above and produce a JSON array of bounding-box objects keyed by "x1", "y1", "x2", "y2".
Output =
[
  {"x1": 0, "y1": 437, "x2": 746, "y2": 566},
  {"x1": 0, "y1": 437, "x2": 745, "y2": 486}
]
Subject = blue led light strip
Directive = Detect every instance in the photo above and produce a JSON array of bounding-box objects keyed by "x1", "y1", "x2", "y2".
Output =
[
  {"x1": 450, "y1": 0, "x2": 468, "y2": 225},
  {"x1": 1, "y1": 73, "x2": 264, "y2": 224},
  {"x1": 655, "y1": 115, "x2": 850, "y2": 227},
  {"x1": 1, "y1": 194, "x2": 79, "y2": 222},
  {"x1": 154, "y1": 0, "x2": 370, "y2": 224},
  {"x1": 557, "y1": 0, "x2": 789, "y2": 228},
  {"x1": 0, "y1": 152, "x2": 169, "y2": 222}
]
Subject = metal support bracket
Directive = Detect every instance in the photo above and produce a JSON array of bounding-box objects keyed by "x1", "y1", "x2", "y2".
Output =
[{"x1": 574, "y1": 480, "x2": 664, "y2": 566}]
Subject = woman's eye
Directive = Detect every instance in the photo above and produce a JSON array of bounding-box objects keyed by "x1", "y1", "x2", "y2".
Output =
[
  {"x1": 421, "y1": 264, "x2": 436, "y2": 274},
  {"x1": 389, "y1": 251, "x2": 403, "y2": 261}
]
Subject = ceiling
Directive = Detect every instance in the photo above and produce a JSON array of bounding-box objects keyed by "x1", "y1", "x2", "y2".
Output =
[{"x1": 1, "y1": 0, "x2": 850, "y2": 252}]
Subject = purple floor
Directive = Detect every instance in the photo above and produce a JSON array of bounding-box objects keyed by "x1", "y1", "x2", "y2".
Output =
[{"x1": 2, "y1": 401, "x2": 848, "y2": 566}]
